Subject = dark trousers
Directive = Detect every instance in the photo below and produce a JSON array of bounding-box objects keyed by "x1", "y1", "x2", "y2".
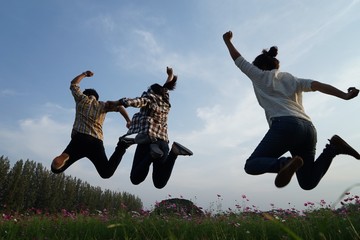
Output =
[
  {"x1": 130, "y1": 140, "x2": 177, "y2": 189},
  {"x1": 244, "y1": 116, "x2": 337, "y2": 190},
  {"x1": 52, "y1": 132, "x2": 127, "y2": 179}
]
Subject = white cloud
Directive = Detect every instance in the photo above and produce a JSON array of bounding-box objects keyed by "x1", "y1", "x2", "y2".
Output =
[
  {"x1": 134, "y1": 30, "x2": 162, "y2": 55},
  {"x1": 0, "y1": 89, "x2": 21, "y2": 97},
  {"x1": 0, "y1": 115, "x2": 70, "y2": 164}
]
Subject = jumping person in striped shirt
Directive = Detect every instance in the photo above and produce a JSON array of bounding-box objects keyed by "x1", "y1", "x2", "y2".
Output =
[
  {"x1": 223, "y1": 31, "x2": 360, "y2": 189},
  {"x1": 119, "y1": 66, "x2": 193, "y2": 189},
  {"x1": 51, "y1": 70, "x2": 134, "y2": 178}
]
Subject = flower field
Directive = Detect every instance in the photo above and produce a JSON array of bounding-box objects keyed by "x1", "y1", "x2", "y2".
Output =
[{"x1": 1, "y1": 192, "x2": 360, "y2": 240}]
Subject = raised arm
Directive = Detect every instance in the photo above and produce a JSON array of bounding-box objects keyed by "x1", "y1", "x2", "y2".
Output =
[
  {"x1": 71, "y1": 70, "x2": 94, "y2": 85},
  {"x1": 311, "y1": 81, "x2": 359, "y2": 100},
  {"x1": 223, "y1": 31, "x2": 241, "y2": 61}
]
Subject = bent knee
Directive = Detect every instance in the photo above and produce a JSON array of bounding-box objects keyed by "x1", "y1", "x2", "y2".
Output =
[
  {"x1": 153, "y1": 183, "x2": 166, "y2": 189},
  {"x1": 298, "y1": 183, "x2": 316, "y2": 191},
  {"x1": 153, "y1": 179, "x2": 167, "y2": 189},
  {"x1": 244, "y1": 161, "x2": 257, "y2": 175},
  {"x1": 100, "y1": 175, "x2": 111, "y2": 179},
  {"x1": 130, "y1": 176, "x2": 142, "y2": 185},
  {"x1": 99, "y1": 172, "x2": 113, "y2": 179}
]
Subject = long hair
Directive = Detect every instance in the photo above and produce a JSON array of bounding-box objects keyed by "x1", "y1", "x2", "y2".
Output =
[
  {"x1": 149, "y1": 75, "x2": 177, "y2": 104},
  {"x1": 163, "y1": 75, "x2": 177, "y2": 90},
  {"x1": 252, "y1": 46, "x2": 279, "y2": 71}
]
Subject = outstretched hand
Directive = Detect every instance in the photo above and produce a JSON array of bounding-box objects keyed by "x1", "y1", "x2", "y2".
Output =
[
  {"x1": 346, "y1": 87, "x2": 359, "y2": 100},
  {"x1": 83, "y1": 70, "x2": 94, "y2": 77},
  {"x1": 71, "y1": 70, "x2": 94, "y2": 85},
  {"x1": 222, "y1": 30, "x2": 241, "y2": 61},
  {"x1": 166, "y1": 67, "x2": 173, "y2": 76},
  {"x1": 126, "y1": 121, "x2": 131, "y2": 129},
  {"x1": 119, "y1": 97, "x2": 129, "y2": 107},
  {"x1": 223, "y1": 31, "x2": 233, "y2": 42}
]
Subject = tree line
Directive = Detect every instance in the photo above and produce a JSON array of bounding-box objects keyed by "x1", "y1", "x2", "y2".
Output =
[{"x1": 0, "y1": 156, "x2": 143, "y2": 214}]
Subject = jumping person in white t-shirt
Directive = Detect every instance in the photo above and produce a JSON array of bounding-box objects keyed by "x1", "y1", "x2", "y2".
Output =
[{"x1": 223, "y1": 31, "x2": 360, "y2": 189}]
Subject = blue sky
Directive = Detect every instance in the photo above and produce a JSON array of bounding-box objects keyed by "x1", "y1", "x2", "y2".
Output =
[{"x1": 1, "y1": 0, "x2": 360, "y2": 212}]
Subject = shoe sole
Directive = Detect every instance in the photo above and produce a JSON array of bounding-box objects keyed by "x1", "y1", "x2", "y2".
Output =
[
  {"x1": 52, "y1": 155, "x2": 69, "y2": 170},
  {"x1": 331, "y1": 135, "x2": 360, "y2": 159},
  {"x1": 173, "y1": 142, "x2": 193, "y2": 156},
  {"x1": 275, "y1": 156, "x2": 303, "y2": 188}
]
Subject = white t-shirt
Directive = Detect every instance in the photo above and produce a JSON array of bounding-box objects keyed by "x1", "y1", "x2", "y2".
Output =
[{"x1": 234, "y1": 56, "x2": 314, "y2": 126}]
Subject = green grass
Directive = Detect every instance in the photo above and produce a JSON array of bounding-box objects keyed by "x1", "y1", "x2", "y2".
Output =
[
  {"x1": 1, "y1": 206, "x2": 360, "y2": 240},
  {"x1": 1, "y1": 192, "x2": 360, "y2": 240}
]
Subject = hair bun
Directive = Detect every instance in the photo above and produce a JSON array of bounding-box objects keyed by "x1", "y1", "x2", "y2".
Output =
[{"x1": 268, "y1": 46, "x2": 278, "y2": 57}]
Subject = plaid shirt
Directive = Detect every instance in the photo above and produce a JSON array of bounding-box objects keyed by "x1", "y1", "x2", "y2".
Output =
[
  {"x1": 126, "y1": 89, "x2": 170, "y2": 142},
  {"x1": 70, "y1": 84, "x2": 108, "y2": 140}
]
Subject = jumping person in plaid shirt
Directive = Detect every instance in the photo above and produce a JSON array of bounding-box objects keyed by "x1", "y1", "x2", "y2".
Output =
[
  {"x1": 51, "y1": 70, "x2": 134, "y2": 178},
  {"x1": 119, "y1": 66, "x2": 193, "y2": 189}
]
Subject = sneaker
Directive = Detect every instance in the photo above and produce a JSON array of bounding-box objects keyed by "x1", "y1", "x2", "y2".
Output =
[
  {"x1": 51, "y1": 153, "x2": 69, "y2": 170},
  {"x1": 275, "y1": 156, "x2": 303, "y2": 188},
  {"x1": 171, "y1": 142, "x2": 193, "y2": 156},
  {"x1": 119, "y1": 137, "x2": 135, "y2": 148},
  {"x1": 329, "y1": 135, "x2": 360, "y2": 159}
]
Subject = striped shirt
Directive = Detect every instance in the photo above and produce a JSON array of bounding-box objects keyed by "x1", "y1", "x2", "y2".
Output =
[
  {"x1": 70, "y1": 84, "x2": 107, "y2": 140},
  {"x1": 234, "y1": 56, "x2": 314, "y2": 126},
  {"x1": 125, "y1": 89, "x2": 170, "y2": 142}
]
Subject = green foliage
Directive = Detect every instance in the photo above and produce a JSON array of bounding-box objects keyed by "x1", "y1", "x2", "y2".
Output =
[
  {"x1": 2, "y1": 205, "x2": 360, "y2": 239},
  {"x1": 0, "y1": 156, "x2": 142, "y2": 214},
  {"x1": 152, "y1": 198, "x2": 204, "y2": 217},
  {"x1": 0, "y1": 156, "x2": 10, "y2": 203}
]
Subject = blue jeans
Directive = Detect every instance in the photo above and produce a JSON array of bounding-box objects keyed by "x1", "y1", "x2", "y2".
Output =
[{"x1": 244, "y1": 116, "x2": 337, "y2": 190}]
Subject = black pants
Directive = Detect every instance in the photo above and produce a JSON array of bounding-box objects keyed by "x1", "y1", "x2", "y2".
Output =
[
  {"x1": 51, "y1": 132, "x2": 127, "y2": 179},
  {"x1": 130, "y1": 140, "x2": 177, "y2": 189}
]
